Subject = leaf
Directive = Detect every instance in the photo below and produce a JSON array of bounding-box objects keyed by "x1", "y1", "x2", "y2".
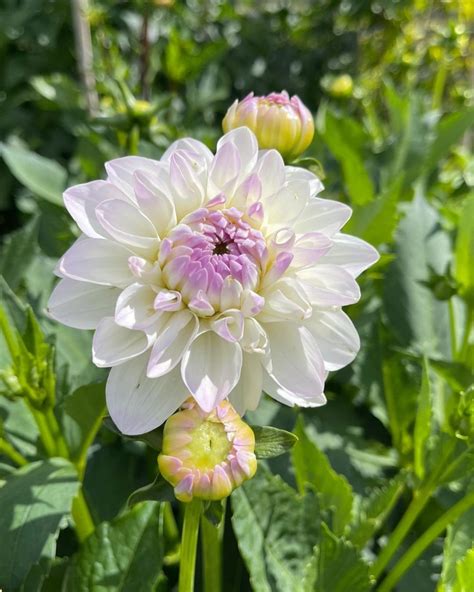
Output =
[
  {"x1": 292, "y1": 417, "x2": 353, "y2": 535},
  {"x1": 414, "y1": 357, "x2": 433, "y2": 480},
  {"x1": 0, "y1": 215, "x2": 40, "y2": 291},
  {"x1": 423, "y1": 109, "x2": 474, "y2": 178},
  {"x1": 0, "y1": 458, "x2": 79, "y2": 591},
  {"x1": 348, "y1": 472, "x2": 405, "y2": 547},
  {"x1": 303, "y1": 523, "x2": 372, "y2": 592},
  {"x1": 454, "y1": 193, "x2": 474, "y2": 302},
  {"x1": 316, "y1": 105, "x2": 375, "y2": 205},
  {"x1": 128, "y1": 474, "x2": 175, "y2": 507},
  {"x1": 231, "y1": 468, "x2": 320, "y2": 592},
  {"x1": 103, "y1": 415, "x2": 163, "y2": 451},
  {"x1": 62, "y1": 383, "x2": 106, "y2": 468},
  {"x1": 252, "y1": 425, "x2": 298, "y2": 458},
  {"x1": 66, "y1": 503, "x2": 164, "y2": 592},
  {"x1": 383, "y1": 192, "x2": 451, "y2": 357},
  {"x1": 440, "y1": 496, "x2": 474, "y2": 591},
  {"x1": 1, "y1": 141, "x2": 66, "y2": 205},
  {"x1": 452, "y1": 549, "x2": 474, "y2": 592},
  {"x1": 203, "y1": 499, "x2": 225, "y2": 527}
]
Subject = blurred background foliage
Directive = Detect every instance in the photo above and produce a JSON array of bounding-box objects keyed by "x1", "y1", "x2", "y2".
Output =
[{"x1": 0, "y1": 1, "x2": 473, "y2": 591}]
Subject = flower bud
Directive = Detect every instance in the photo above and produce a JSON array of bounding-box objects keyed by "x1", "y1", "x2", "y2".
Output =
[
  {"x1": 222, "y1": 91, "x2": 314, "y2": 160},
  {"x1": 328, "y1": 74, "x2": 353, "y2": 99},
  {"x1": 158, "y1": 399, "x2": 257, "y2": 502}
]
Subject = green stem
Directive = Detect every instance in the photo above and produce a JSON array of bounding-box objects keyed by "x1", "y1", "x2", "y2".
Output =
[
  {"x1": 458, "y1": 305, "x2": 473, "y2": 362},
  {"x1": 44, "y1": 407, "x2": 69, "y2": 457},
  {"x1": 377, "y1": 491, "x2": 474, "y2": 592},
  {"x1": 72, "y1": 488, "x2": 95, "y2": 542},
  {"x1": 179, "y1": 500, "x2": 202, "y2": 592},
  {"x1": 448, "y1": 298, "x2": 457, "y2": 359},
  {"x1": 201, "y1": 514, "x2": 222, "y2": 592},
  {"x1": 28, "y1": 404, "x2": 57, "y2": 457},
  {"x1": 0, "y1": 439, "x2": 28, "y2": 466},
  {"x1": 431, "y1": 59, "x2": 448, "y2": 111},
  {"x1": 164, "y1": 502, "x2": 181, "y2": 565}
]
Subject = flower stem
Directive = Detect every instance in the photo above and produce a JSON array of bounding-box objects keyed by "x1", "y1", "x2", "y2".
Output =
[
  {"x1": 377, "y1": 491, "x2": 474, "y2": 592},
  {"x1": 0, "y1": 438, "x2": 28, "y2": 466},
  {"x1": 201, "y1": 514, "x2": 222, "y2": 592},
  {"x1": 72, "y1": 487, "x2": 95, "y2": 542},
  {"x1": 179, "y1": 500, "x2": 202, "y2": 592},
  {"x1": 371, "y1": 483, "x2": 433, "y2": 580},
  {"x1": 28, "y1": 404, "x2": 57, "y2": 457}
]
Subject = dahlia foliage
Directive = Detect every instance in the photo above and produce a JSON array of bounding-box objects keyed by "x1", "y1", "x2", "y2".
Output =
[{"x1": 48, "y1": 127, "x2": 378, "y2": 435}]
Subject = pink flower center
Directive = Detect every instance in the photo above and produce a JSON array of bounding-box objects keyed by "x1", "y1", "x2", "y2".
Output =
[{"x1": 159, "y1": 207, "x2": 268, "y2": 313}]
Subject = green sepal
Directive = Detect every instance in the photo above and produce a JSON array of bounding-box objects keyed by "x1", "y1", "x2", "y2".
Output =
[
  {"x1": 128, "y1": 474, "x2": 175, "y2": 507},
  {"x1": 251, "y1": 425, "x2": 298, "y2": 458}
]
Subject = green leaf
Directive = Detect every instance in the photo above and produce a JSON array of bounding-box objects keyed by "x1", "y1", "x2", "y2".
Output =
[
  {"x1": 452, "y1": 549, "x2": 474, "y2": 592},
  {"x1": 423, "y1": 109, "x2": 474, "y2": 179},
  {"x1": 292, "y1": 417, "x2": 353, "y2": 535},
  {"x1": 231, "y1": 468, "x2": 320, "y2": 592},
  {"x1": 103, "y1": 415, "x2": 163, "y2": 451},
  {"x1": 128, "y1": 474, "x2": 174, "y2": 507},
  {"x1": 349, "y1": 472, "x2": 405, "y2": 548},
  {"x1": 303, "y1": 523, "x2": 372, "y2": 592},
  {"x1": 0, "y1": 458, "x2": 79, "y2": 591},
  {"x1": 414, "y1": 357, "x2": 433, "y2": 480},
  {"x1": 0, "y1": 216, "x2": 40, "y2": 291},
  {"x1": 454, "y1": 193, "x2": 474, "y2": 302},
  {"x1": 317, "y1": 105, "x2": 375, "y2": 205},
  {"x1": 62, "y1": 383, "x2": 106, "y2": 467},
  {"x1": 1, "y1": 141, "x2": 66, "y2": 205},
  {"x1": 440, "y1": 496, "x2": 474, "y2": 591},
  {"x1": 383, "y1": 192, "x2": 451, "y2": 357},
  {"x1": 203, "y1": 499, "x2": 225, "y2": 527},
  {"x1": 252, "y1": 425, "x2": 298, "y2": 458},
  {"x1": 65, "y1": 502, "x2": 165, "y2": 592}
]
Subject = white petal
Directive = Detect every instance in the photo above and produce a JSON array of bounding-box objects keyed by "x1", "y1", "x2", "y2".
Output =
[
  {"x1": 264, "y1": 322, "x2": 325, "y2": 401},
  {"x1": 321, "y1": 234, "x2": 379, "y2": 277},
  {"x1": 92, "y1": 317, "x2": 153, "y2": 367},
  {"x1": 217, "y1": 127, "x2": 258, "y2": 177},
  {"x1": 47, "y1": 279, "x2": 119, "y2": 329},
  {"x1": 133, "y1": 167, "x2": 177, "y2": 236},
  {"x1": 254, "y1": 150, "x2": 286, "y2": 199},
  {"x1": 115, "y1": 283, "x2": 161, "y2": 329},
  {"x1": 147, "y1": 310, "x2": 198, "y2": 378},
  {"x1": 181, "y1": 331, "x2": 242, "y2": 412},
  {"x1": 258, "y1": 278, "x2": 312, "y2": 323},
  {"x1": 105, "y1": 156, "x2": 160, "y2": 201},
  {"x1": 305, "y1": 309, "x2": 360, "y2": 371},
  {"x1": 229, "y1": 353, "x2": 263, "y2": 415},
  {"x1": 285, "y1": 166, "x2": 324, "y2": 197},
  {"x1": 293, "y1": 198, "x2": 352, "y2": 236},
  {"x1": 208, "y1": 141, "x2": 241, "y2": 198},
  {"x1": 63, "y1": 180, "x2": 128, "y2": 238},
  {"x1": 95, "y1": 198, "x2": 159, "y2": 254},
  {"x1": 296, "y1": 264, "x2": 360, "y2": 306},
  {"x1": 106, "y1": 354, "x2": 188, "y2": 435},
  {"x1": 162, "y1": 138, "x2": 213, "y2": 167},
  {"x1": 263, "y1": 371, "x2": 326, "y2": 408},
  {"x1": 264, "y1": 178, "x2": 310, "y2": 228},
  {"x1": 57, "y1": 238, "x2": 134, "y2": 287},
  {"x1": 169, "y1": 150, "x2": 206, "y2": 218}
]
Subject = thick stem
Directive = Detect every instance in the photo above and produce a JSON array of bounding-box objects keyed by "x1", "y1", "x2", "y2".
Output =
[
  {"x1": 72, "y1": 488, "x2": 95, "y2": 542},
  {"x1": 377, "y1": 491, "x2": 474, "y2": 592},
  {"x1": 201, "y1": 515, "x2": 222, "y2": 592},
  {"x1": 179, "y1": 500, "x2": 202, "y2": 592},
  {"x1": 28, "y1": 404, "x2": 57, "y2": 457},
  {"x1": 0, "y1": 439, "x2": 28, "y2": 466}
]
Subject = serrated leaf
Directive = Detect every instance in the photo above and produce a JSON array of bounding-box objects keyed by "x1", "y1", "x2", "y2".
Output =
[
  {"x1": 349, "y1": 472, "x2": 405, "y2": 548},
  {"x1": 65, "y1": 502, "x2": 164, "y2": 592},
  {"x1": 128, "y1": 475, "x2": 174, "y2": 507},
  {"x1": 454, "y1": 193, "x2": 474, "y2": 302},
  {"x1": 0, "y1": 216, "x2": 40, "y2": 291},
  {"x1": 1, "y1": 141, "x2": 66, "y2": 205},
  {"x1": 414, "y1": 357, "x2": 433, "y2": 480},
  {"x1": 303, "y1": 523, "x2": 372, "y2": 592},
  {"x1": 292, "y1": 417, "x2": 353, "y2": 535},
  {"x1": 252, "y1": 425, "x2": 298, "y2": 458},
  {"x1": 231, "y1": 468, "x2": 320, "y2": 592},
  {"x1": 0, "y1": 458, "x2": 79, "y2": 591},
  {"x1": 383, "y1": 192, "x2": 451, "y2": 357}
]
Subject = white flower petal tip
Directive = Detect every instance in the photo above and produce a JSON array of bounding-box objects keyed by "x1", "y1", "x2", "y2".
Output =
[{"x1": 49, "y1": 125, "x2": 378, "y2": 428}]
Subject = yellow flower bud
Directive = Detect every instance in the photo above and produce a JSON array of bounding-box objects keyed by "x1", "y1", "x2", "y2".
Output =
[
  {"x1": 158, "y1": 399, "x2": 257, "y2": 502},
  {"x1": 222, "y1": 91, "x2": 314, "y2": 160}
]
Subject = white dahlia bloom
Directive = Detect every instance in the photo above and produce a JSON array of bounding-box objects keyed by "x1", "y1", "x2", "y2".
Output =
[{"x1": 48, "y1": 128, "x2": 378, "y2": 435}]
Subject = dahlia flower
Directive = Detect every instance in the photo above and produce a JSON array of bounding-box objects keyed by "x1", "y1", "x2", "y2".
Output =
[
  {"x1": 47, "y1": 127, "x2": 378, "y2": 435},
  {"x1": 158, "y1": 399, "x2": 256, "y2": 502},
  {"x1": 223, "y1": 91, "x2": 314, "y2": 160}
]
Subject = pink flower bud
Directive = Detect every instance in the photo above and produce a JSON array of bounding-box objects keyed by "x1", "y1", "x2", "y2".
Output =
[
  {"x1": 158, "y1": 399, "x2": 257, "y2": 502},
  {"x1": 222, "y1": 91, "x2": 314, "y2": 160}
]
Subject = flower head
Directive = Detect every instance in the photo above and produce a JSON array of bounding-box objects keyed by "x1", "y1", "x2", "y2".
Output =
[
  {"x1": 48, "y1": 126, "x2": 378, "y2": 435},
  {"x1": 158, "y1": 398, "x2": 256, "y2": 501},
  {"x1": 222, "y1": 91, "x2": 314, "y2": 160}
]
